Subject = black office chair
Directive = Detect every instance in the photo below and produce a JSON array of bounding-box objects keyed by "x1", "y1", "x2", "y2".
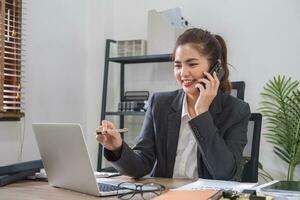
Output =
[
  {"x1": 231, "y1": 81, "x2": 245, "y2": 100},
  {"x1": 240, "y1": 113, "x2": 262, "y2": 182},
  {"x1": 231, "y1": 81, "x2": 262, "y2": 182}
]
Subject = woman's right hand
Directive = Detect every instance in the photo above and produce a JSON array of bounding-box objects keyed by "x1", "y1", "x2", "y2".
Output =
[{"x1": 95, "y1": 120, "x2": 123, "y2": 153}]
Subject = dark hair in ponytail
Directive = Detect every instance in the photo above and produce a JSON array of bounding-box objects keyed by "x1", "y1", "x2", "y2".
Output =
[{"x1": 173, "y1": 28, "x2": 231, "y2": 95}]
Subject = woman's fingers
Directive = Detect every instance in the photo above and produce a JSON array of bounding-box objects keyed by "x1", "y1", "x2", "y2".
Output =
[
  {"x1": 96, "y1": 134, "x2": 105, "y2": 143},
  {"x1": 96, "y1": 126, "x2": 103, "y2": 132},
  {"x1": 102, "y1": 120, "x2": 115, "y2": 129},
  {"x1": 195, "y1": 82, "x2": 205, "y2": 92},
  {"x1": 200, "y1": 72, "x2": 219, "y2": 92},
  {"x1": 100, "y1": 120, "x2": 116, "y2": 135},
  {"x1": 204, "y1": 71, "x2": 218, "y2": 85},
  {"x1": 212, "y1": 72, "x2": 220, "y2": 88},
  {"x1": 203, "y1": 71, "x2": 214, "y2": 81},
  {"x1": 105, "y1": 129, "x2": 119, "y2": 138},
  {"x1": 96, "y1": 133, "x2": 114, "y2": 145},
  {"x1": 212, "y1": 71, "x2": 218, "y2": 81},
  {"x1": 96, "y1": 126, "x2": 120, "y2": 138},
  {"x1": 199, "y1": 78, "x2": 211, "y2": 90},
  {"x1": 96, "y1": 131, "x2": 122, "y2": 151},
  {"x1": 96, "y1": 120, "x2": 123, "y2": 151},
  {"x1": 101, "y1": 121, "x2": 108, "y2": 133}
]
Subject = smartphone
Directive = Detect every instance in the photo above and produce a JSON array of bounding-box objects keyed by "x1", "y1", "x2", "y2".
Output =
[
  {"x1": 209, "y1": 62, "x2": 225, "y2": 81},
  {"x1": 199, "y1": 62, "x2": 225, "y2": 89}
]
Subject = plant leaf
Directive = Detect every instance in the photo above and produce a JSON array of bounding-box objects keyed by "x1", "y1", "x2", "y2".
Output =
[{"x1": 260, "y1": 75, "x2": 300, "y2": 176}]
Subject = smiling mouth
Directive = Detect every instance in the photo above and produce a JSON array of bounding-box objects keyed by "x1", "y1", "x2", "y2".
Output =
[{"x1": 182, "y1": 79, "x2": 196, "y2": 87}]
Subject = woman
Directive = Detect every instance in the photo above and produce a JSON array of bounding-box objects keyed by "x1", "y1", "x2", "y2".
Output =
[{"x1": 96, "y1": 28, "x2": 250, "y2": 180}]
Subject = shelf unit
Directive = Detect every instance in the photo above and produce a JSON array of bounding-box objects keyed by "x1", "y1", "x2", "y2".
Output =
[{"x1": 97, "y1": 39, "x2": 172, "y2": 170}]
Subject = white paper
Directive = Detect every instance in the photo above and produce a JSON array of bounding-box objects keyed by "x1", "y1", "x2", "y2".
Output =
[
  {"x1": 94, "y1": 171, "x2": 120, "y2": 178},
  {"x1": 174, "y1": 178, "x2": 258, "y2": 192}
]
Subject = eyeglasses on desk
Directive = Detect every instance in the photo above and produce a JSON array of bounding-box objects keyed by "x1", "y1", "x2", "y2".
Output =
[{"x1": 117, "y1": 182, "x2": 166, "y2": 200}]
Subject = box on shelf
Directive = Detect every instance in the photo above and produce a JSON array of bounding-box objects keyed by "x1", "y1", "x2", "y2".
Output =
[
  {"x1": 147, "y1": 8, "x2": 190, "y2": 55},
  {"x1": 117, "y1": 40, "x2": 147, "y2": 57}
]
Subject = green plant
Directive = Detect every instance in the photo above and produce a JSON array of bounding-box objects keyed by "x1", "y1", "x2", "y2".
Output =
[
  {"x1": 258, "y1": 162, "x2": 274, "y2": 182},
  {"x1": 260, "y1": 75, "x2": 300, "y2": 181}
]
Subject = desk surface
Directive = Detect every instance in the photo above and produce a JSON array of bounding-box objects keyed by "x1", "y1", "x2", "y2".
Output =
[{"x1": 0, "y1": 177, "x2": 194, "y2": 200}]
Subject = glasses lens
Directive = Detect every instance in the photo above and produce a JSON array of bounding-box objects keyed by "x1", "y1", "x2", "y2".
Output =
[
  {"x1": 141, "y1": 183, "x2": 165, "y2": 200},
  {"x1": 117, "y1": 182, "x2": 137, "y2": 200}
]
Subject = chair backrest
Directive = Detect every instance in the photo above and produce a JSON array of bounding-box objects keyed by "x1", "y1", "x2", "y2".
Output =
[
  {"x1": 241, "y1": 113, "x2": 262, "y2": 182},
  {"x1": 231, "y1": 81, "x2": 245, "y2": 100},
  {"x1": 231, "y1": 81, "x2": 262, "y2": 182}
]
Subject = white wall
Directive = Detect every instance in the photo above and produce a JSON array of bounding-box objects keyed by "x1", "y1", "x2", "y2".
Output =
[
  {"x1": 84, "y1": 0, "x2": 114, "y2": 168},
  {"x1": 1, "y1": 0, "x2": 300, "y2": 181},
  {"x1": 1, "y1": 0, "x2": 93, "y2": 166},
  {"x1": 0, "y1": 0, "x2": 114, "y2": 170}
]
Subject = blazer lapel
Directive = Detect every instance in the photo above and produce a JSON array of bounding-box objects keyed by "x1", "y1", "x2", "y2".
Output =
[{"x1": 166, "y1": 90, "x2": 184, "y2": 177}]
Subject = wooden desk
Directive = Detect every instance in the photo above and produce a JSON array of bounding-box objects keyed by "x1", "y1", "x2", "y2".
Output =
[{"x1": 0, "y1": 177, "x2": 194, "y2": 200}]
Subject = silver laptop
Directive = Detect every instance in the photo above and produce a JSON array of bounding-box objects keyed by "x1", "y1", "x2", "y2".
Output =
[{"x1": 32, "y1": 123, "x2": 126, "y2": 196}]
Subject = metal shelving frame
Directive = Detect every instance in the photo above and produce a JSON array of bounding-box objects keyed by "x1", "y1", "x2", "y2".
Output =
[{"x1": 97, "y1": 39, "x2": 172, "y2": 170}]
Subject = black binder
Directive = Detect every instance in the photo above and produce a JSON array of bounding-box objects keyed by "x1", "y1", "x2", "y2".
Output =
[
  {"x1": 0, "y1": 170, "x2": 38, "y2": 186},
  {"x1": 0, "y1": 160, "x2": 43, "y2": 186},
  {"x1": 0, "y1": 160, "x2": 43, "y2": 175}
]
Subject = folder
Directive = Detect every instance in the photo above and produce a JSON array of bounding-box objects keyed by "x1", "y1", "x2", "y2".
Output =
[
  {"x1": 0, "y1": 160, "x2": 43, "y2": 187},
  {"x1": 0, "y1": 160, "x2": 43, "y2": 175},
  {"x1": 0, "y1": 170, "x2": 37, "y2": 186},
  {"x1": 153, "y1": 189, "x2": 222, "y2": 200}
]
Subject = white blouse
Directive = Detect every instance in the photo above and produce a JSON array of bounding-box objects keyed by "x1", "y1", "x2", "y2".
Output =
[{"x1": 173, "y1": 95, "x2": 198, "y2": 179}]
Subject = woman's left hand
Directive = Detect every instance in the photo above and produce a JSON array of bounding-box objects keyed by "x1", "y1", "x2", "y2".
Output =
[{"x1": 194, "y1": 71, "x2": 220, "y2": 115}]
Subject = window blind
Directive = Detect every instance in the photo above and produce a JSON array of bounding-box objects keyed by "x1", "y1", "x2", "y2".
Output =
[{"x1": 0, "y1": 0, "x2": 24, "y2": 120}]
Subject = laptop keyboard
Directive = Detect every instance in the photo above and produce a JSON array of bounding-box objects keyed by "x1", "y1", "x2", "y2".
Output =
[{"x1": 98, "y1": 183, "x2": 119, "y2": 192}]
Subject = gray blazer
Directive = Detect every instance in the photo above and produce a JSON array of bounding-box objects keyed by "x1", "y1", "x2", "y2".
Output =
[{"x1": 104, "y1": 89, "x2": 250, "y2": 180}]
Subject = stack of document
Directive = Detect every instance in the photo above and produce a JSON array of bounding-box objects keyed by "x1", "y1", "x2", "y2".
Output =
[
  {"x1": 94, "y1": 171, "x2": 120, "y2": 178},
  {"x1": 174, "y1": 178, "x2": 258, "y2": 193}
]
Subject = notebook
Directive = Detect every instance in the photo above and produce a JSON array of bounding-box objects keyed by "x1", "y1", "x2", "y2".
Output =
[{"x1": 32, "y1": 123, "x2": 128, "y2": 196}]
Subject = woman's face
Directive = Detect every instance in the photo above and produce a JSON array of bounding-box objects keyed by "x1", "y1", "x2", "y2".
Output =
[{"x1": 174, "y1": 44, "x2": 210, "y2": 95}]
